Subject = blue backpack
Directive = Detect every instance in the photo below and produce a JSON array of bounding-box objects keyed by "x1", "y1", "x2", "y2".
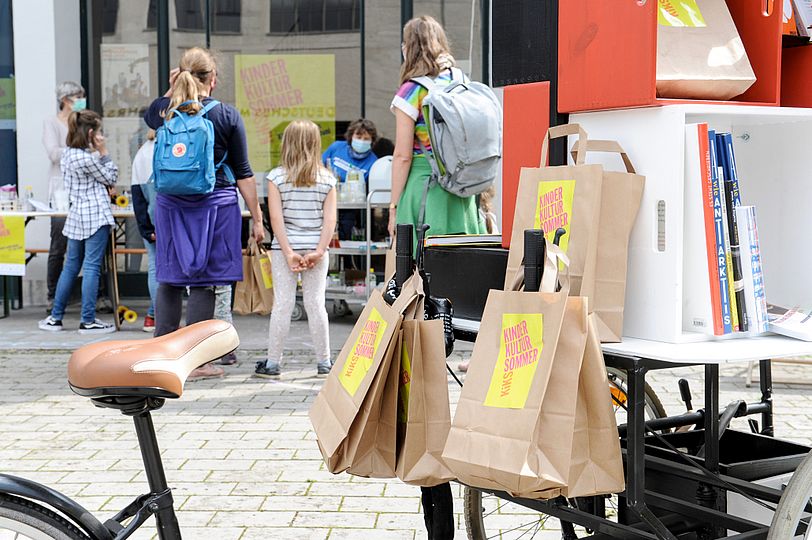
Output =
[{"x1": 153, "y1": 99, "x2": 234, "y2": 195}]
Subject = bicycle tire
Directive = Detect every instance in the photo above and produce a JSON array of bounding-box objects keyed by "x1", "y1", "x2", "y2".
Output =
[
  {"x1": 0, "y1": 493, "x2": 90, "y2": 540},
  {"x1": 767, "y1": 450, "x2": 812, "y2": 539},
  {"x1": 463, "y1": 367, "x2": 668, "y2": 539}
]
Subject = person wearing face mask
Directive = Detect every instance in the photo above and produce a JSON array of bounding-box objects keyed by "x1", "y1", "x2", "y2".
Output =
[
  {"x1": 41, "y1": 81, "x2": 86, "y2": 313},
  {"x1": 322, "y1": 118, "x2": 379, "y2": 240}
]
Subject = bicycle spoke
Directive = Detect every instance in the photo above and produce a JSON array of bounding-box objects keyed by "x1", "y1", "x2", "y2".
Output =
[{"x1": 483, "y1": 513, "x2": 550, "y2": 539}]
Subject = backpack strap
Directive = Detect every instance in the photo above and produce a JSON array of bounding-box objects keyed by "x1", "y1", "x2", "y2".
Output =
[
  {"x1": 200, "y1": 99, "x2": 221, "y2": 116},
  {"x1": 411, "y1": 75, "x2": 437, "y2": 92},
  {"x1": 416, "y1": 139, "x2": 441, "y2": 230}
]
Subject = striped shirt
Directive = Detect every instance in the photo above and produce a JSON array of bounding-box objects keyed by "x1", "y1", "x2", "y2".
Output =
[
  {"x1": 267, "y1": 166, "x2": 336, "y2": 252},
  {"x1": 61, "y1": 147, "x2": 118, "y2": 240}
]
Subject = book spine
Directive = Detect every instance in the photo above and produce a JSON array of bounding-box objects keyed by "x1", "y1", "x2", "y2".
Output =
[
  {"x1": 703, "y1": 128, "x2": 724, "y2": 335},
  {"x1": 749, "y1": 208, "x2": 769, "y2": 333},
  {"x1": 717, "y1": 174, "x2": 738, "y2": 332},
  {"x1": 712, "y1": 160, "x2": 733, "y2": 334},
  {"x1": 735, "y1": 206, "x2": 756, "y2": 333},
  {"x1": 720, "y1": 133, "x2": 748, "y2": 332}
]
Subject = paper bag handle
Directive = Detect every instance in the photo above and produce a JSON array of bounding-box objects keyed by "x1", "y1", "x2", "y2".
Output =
[
  {"x1": 245, "y1": 237, "x2": 259, "y2": 256},
  {"x1": 507, "y1": 240, "x2": 570, "y2": 293},
  {"x1": 570, "y1": 139, "x2": 637, "y2": 174},
  {"x1": 540, "y1": 123, "x2": 588, "y2": 167}
]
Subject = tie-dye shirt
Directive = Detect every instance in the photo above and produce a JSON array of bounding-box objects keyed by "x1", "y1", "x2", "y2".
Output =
[{"x1": 390, "y1": 70, "x2": 457, "y2": 156}]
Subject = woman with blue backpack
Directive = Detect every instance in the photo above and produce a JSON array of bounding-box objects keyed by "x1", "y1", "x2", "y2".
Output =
[{"x1": 144, "y1": 47, "x2": 264, "y2": 380}]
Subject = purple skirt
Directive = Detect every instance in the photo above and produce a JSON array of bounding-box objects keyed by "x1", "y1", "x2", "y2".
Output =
[{"x1": 154, "y1": 187, "x2": 242, "y2": 287}]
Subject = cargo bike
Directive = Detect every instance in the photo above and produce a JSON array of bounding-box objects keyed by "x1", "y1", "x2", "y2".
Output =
[{"x1": 409, "y1": 227, "x2": 812, "y2": 540}]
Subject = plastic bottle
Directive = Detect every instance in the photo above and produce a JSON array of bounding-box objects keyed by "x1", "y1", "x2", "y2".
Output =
[
  {"x1": 21, "y1": 186, "x2": 33, "y2": 211},
  {"x1": 367, "y1": 268, "x2": 377, "y2": 292}
]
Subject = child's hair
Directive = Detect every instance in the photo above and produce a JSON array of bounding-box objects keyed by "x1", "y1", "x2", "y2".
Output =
[
  {"x1": 66, "y1": 110, "x2": 103, "y2": 149},
  {"x1": 400, "y1": 16, "x2": 455, "y2": 84},
  {"x1": 281, "y1": 120, "x2": 324, "y2": 188},
  {"x1": 168, "y1": 47, "x2": 216, "y2": 119}
]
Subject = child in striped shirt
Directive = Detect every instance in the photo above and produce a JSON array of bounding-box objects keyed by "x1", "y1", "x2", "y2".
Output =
[{"x1": 256, "y1": 120, "x2": 337, "y2": 378}]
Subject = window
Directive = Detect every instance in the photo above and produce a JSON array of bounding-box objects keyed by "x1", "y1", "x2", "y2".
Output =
[
  {"x1": 270, "y1": 0, "x2": 359, "y2": 34},
  {"x1": 172, "y1": 0, "x2": 241, "y2": 33},
  {"x1": 102, "y1": 0, "x2": 119, "y2": 35}
]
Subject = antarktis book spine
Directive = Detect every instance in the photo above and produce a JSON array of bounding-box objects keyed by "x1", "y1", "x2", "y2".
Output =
[{"x1": 711, "y1": 156, "x2": 732, "y2": 334}]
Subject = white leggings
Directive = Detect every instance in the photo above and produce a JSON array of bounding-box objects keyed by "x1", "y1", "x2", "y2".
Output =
[{"x1": 267, "y1": 250, "x2": 330, "y2": 363}]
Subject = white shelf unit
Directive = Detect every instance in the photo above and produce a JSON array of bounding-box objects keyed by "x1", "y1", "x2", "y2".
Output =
[{"x1": 570, "y1": 104, "x2": 812, "y2": 343}]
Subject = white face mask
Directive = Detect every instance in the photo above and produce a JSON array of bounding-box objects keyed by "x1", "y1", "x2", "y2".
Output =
[{"x1": 351, "y1": 138, "x2": 372, "y2": 154}]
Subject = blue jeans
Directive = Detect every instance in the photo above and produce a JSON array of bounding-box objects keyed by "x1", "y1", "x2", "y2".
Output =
[
  {"x1": 144, "y1": 240, "x2": 157, "y2": 317},
  {"x1": 51, "y1": 226, "x2": 110, "y2": 324}
]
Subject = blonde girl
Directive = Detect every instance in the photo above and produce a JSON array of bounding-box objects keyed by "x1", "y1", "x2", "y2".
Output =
[{"x1": 256, "y1": 120, "x2": 337, "y2": 378}]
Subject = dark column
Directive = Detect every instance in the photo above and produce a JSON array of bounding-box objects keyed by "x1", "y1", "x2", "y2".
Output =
[
  {"x1": 157, "y1": 0, "x2": 170, "y2": 95},
  {"x1": 79, "y1": 0, "x2": 103, "y2": 112}
]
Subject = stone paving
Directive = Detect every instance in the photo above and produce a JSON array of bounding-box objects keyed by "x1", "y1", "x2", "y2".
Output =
[{"x1": 0, "y1": 303, "x2": 811, "y2": 539}]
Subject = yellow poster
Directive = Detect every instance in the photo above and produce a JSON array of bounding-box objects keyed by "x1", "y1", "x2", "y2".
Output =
[
  {"x1": 0, "y1": 216, "x2": 25, "y2": 276},
  {"x1": 0, "y1": 79, "x2": 15, "y2": 121},
  {"x1": 398, "y1": 340, "x2": 412, "y2": 424},
  {"x1": 235, "y1": 55, "x2": 336, "y2": 172},
  {"x1": 339, "y1": 308, "x2": 388, "y2": 397},
  {"x1": 534, "y1": 180, "x2": 575, "y2": 256},
  {"x1": 259, "y1": 254, "x2": 273, "y2": 289},
  {"x1": 658, "y1": 0, "x2": 706, "y2": 27},
  {"x1": 484, "y1": 314, "x2": 544, "y2": 409}
]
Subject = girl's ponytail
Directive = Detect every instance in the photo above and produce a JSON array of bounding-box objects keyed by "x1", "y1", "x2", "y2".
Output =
[
  {"x1": 166, "y1": 47, "x2": 216, "y2": 119},
  {"x1": 66, "y1": 109, "x2": 102, "y2": 149}
]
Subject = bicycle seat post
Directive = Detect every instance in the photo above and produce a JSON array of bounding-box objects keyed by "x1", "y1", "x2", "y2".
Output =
[{"x1": 133, "y1": 409, "x2": 181, "y2": 540}]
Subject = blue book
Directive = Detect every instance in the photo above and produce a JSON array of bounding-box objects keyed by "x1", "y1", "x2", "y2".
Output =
[
  {"x1": 716, "y1": 132, "x2": 747, "y2": 332},
  {"x1": 709, "y1": 131, "x2": 732, "y2": 334}
]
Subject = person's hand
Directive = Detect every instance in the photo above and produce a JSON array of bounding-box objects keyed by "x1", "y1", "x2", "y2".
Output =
[
  {"x1": 166, "y1": 68, "x2": 180, "y2": 96},
  {"x1": 95, "y1": 133, "x2": 108, "y2": 156},
  {"x1": 286, "y1": 250, "x2": 305, "y2": 272},
  {"x1": 387, "y1": 210, "x2": 396, "y2": 238},
  {"x1": 149, "y1": 233, "x2": 156, "y2": 243},
  {"x1": 303, "y1": 250, "x2": 324, "y2": 269},
  {"x1": 252, "y1": 220, "x2": 264, "y2": 244}
]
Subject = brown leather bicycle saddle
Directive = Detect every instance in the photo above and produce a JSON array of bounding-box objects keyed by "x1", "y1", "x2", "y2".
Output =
[{"x1": 68, "y1": 320, "x2": 239, "y2": 399}]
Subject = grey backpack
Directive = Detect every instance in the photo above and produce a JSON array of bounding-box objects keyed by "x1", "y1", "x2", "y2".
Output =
[{"x1": 412, "y1": 68, "x2": 502, "y2": 209}]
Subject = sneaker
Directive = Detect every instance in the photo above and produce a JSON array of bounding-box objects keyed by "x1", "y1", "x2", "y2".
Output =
[
  {"x1": 254, "y1": 360, "x2": 280, "y2": 379},
  {"x1": 38, "y1": 316, "x2": 63, "y2": 332},
  {"x1": 187, "y1": 363, "x2": 225, "y2": 381},
  {"x1": 317, "y1": 359, "x2": 333, "y2": 376},
  {"x1": 218, "y1": 351, "x2": 238, "y2": 365},
  {"x1": 142, "y1": 315, "x2": 155, "y2": 333},
  {"x1": 78, "y1": 319, "x2": 116, "y2": 335}
]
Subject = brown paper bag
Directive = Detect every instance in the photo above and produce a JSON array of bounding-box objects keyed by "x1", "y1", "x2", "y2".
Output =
[
  {"x1": 396, "y1": 318, "x2": 455, "y2": 487},
  {"x1": 561, "y1": 314, "x2": 625, "y2": 498},
  {"x1": 505, "y1": 124, "x2": 602, "y2": 302},
  {"x1": 232, "y1": 245, "x2": 256, "y2": 315},
  {"x1": 310, "y1": 275, "x2": 420, "y2": 474},
  {"x1": 571, "y1": 140, "x2": 645, "y2": 343},
  {"x1": 656, "y1": 0, "x2": 756, "y2": 100},
  {"x1": 250, "y1": 239, "x2": 274, "y2": 316},
  {"x1": 342, "y1": 331, "x2": 402, "y2": 478},
  {"x1": 442, "y1": 285, "x2": 575, "y2": 496}
]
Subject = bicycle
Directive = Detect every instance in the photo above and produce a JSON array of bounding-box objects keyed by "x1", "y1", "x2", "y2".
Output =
[{"x1": 0, "y1": 319, "x2": 239, "y2": 539}]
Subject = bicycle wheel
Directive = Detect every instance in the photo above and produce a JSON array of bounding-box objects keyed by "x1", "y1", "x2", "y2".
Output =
[
  {"x1": 463, "y1": 367, "x2": 668, "y2": 539},
  {"x1": 768, "y1": 450, "x2": 812, "y2": 539},
  {"x1": 0, "y1": 494, "x2": 89, "y2": 540}
]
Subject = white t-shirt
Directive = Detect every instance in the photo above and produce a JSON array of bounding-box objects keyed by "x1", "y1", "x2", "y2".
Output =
[{"x1": 267, "y1": 166, "x2": 336, "y2": 252}]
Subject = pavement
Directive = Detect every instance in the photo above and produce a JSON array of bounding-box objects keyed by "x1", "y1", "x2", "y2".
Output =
[{"x1": 1, "y1": 300, "x2": 811, "y2": 539}]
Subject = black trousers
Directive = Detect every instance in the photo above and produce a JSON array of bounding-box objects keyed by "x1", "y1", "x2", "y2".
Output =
[
  {"x1": 46, "y1": 217, "x2": 68, "y2": 300},
  {"x1": 421, "y1": 483, "x2": 454, "y2": 539},
  {"x1": 155, "y1": 284, "x2": 215, "y2": 337}
]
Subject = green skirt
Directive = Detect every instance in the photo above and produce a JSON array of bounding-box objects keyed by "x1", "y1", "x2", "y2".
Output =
[{"x1": 396, "y1": 155, "x2": 485, "y2": 253}]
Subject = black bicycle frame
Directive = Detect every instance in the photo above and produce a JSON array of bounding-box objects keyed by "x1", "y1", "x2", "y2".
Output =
[{"x1": 0, "y1": 400, "x2": 181, "y2": 540}]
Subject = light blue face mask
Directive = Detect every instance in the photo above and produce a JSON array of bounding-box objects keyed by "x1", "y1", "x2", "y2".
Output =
[
  {"x1": 351, "y1": 138, "x2": 372, "y2": 154},
  {"x1": 72, "y1": 98, "x2": 87, "y2": 111}
]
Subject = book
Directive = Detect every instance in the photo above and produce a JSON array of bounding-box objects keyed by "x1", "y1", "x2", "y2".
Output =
[
  {"x1": 735, "y1": 205, "x2": 769, "y2": 334},
  {"x1": 768, "y1": 304, "x2": 812, "y2": 341},
  {"x1": 716, "y1": 165, "x2": 735, "y2": 333},
  {"x1": 683, "y1": 124, "x2": 724, "y2": 335},
  {"x1": 716, "y1": 132, "x2": 748, "y2": 332},
  {"x1": 424, "y1": 234, "x2": 502, "y2": 247},
  {"x1": 793, "y1": 0, "x2": 812, "y2": 38}
]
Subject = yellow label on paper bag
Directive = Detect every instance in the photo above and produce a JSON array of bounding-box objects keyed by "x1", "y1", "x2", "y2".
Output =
[
  {"x1": 657, "y1": 0, "x2": 706, "y2": 27},
  {"x1": 259, "y1": 254, "x2": 273, "y2": 289},
  {"x1": 534, "y1": 180, "x2": 575, "y2": 256},
  {"x1": 484, "y1": 314, "x2": 544, "y2": 409},
  {"x1": 338, "y1": 308, "x2": 388, "y2": 397},
  {"x1": 398, "y1": 342, "x2": 412, "y2": 424},
  {"x1": 0, "y1": 217, "x2": 25, "y2": 276}
]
